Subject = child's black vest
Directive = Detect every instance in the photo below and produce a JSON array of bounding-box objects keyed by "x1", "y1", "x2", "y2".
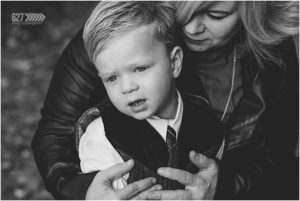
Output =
[{"x1": 76, "y1": 93, "x2": 224, "y2": 190}]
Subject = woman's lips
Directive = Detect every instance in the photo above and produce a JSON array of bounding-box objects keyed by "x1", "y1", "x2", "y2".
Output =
[{"x1": 184, "y1": 35, "x2": 208, "y2": 45}]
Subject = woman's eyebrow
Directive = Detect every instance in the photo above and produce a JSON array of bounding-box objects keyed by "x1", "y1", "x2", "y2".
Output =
[{"x1": 207, "y1": 10, "x2": 233, "y2": 14}]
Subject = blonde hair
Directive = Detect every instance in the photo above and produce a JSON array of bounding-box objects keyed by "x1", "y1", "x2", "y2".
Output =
[
  {"x1": 173, "y1": 1, "x2": 299, "y2": 66},
  {"x1": 173, "y1": 1, "x2": 217, "y2": 25},
  {"x1": 239, "y1": 1, "x2": 299, "y2": 65},
  {"x1": 83, "y1": 1, "x2": 177, "y2": 63}
]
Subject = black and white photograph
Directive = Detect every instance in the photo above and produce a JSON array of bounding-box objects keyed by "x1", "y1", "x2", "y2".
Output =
[{"x1": 1, "y1": 1, "x2": 299, "y2": 200}]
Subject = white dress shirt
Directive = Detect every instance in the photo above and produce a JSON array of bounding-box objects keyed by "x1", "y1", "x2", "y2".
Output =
[{"x1": 79, "y1": 90, "x2": 183, "y2": 190}]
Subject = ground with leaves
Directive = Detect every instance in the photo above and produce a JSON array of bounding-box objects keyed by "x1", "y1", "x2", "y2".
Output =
[{"x1": 1, "y1": 2, "x2": 97, "y2": 199}]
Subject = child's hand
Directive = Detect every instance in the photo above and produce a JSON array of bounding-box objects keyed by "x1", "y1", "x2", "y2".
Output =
[
  {"x1": 86, "y1": 159, "x2": 161, "y2": 200},
  {"x1": 147, "y1": 151, "x2": 219, "y2": 200}
]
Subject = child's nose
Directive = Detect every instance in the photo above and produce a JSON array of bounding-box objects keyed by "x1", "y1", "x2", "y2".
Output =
[{"x1": 121, "y1": 76, "x2": 138, "y2": 94}]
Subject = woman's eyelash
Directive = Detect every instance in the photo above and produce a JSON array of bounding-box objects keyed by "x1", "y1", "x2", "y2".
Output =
[
  {"x1": 207, "y1": 11, "x2": 231, "y2": 19},
  {"x1": 207, "y1": 13, "x2": 227, "y2": 20},
  {"x1": 188, "y1": 11, "x2": 229, "y2": 23}
]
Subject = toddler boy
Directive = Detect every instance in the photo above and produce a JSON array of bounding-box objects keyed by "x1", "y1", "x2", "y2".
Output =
[{"x1": 77, "y1": 1, "x2": 223, "y2": 190}]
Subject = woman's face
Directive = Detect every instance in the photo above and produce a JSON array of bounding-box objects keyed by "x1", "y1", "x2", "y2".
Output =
[{"x1": 182, "y1": 1, "x2": 239, "y2": 52}]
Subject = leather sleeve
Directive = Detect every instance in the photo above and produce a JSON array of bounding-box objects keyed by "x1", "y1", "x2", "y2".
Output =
[
  {"x1": 31, "y1": 28, "x2": 107, "y2": 199},
  {"x1": 215, "y1": 38, "x2": 299, "y2": 199}
]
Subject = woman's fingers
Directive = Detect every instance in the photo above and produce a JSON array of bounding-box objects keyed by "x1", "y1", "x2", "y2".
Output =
[
  {"x1": 117, "y1": 177, "x2": 157, "y2": 199},
  {"x1": 147, "y1": 190, "x2": 191, "y2": 200},
  {"x1": 157, "y1": 167, "x2": 194, "y2": 185},
  {"x1": 130, "y1": 184, "x2": 162, "y2": 200},
  {"x1": 189, "y1": 151, "x2": 217, "y2": 171},
  {"x1": 101, "y1": 159, "x2": 134, "y2": 181}
]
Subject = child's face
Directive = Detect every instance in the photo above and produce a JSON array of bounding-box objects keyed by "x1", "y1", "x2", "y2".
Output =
[{"x1": 95, "y1": 25, "x2": 182, "y2": 120}]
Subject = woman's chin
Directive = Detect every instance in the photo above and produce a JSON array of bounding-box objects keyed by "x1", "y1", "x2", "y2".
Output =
[{"x1": 186, "y1": 43, "x2": 210, "y2": 52}]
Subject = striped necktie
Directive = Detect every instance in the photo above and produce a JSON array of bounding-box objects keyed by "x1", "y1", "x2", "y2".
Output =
[{"x1": 166, "y1": 125, "x2": 176, "y2": 150}]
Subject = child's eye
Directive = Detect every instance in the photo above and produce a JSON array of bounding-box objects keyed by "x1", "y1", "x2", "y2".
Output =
[
  {"x1": 134, "y1": 66, "x2": 149, "y2": 73},
  {"x1": 104, "y1": 75, "x2": 117, "y2": 83}
]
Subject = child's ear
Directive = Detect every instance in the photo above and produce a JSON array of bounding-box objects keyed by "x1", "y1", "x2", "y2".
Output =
[{"x1": 170, "y1": 46, "x2": 183, "y2": 78}]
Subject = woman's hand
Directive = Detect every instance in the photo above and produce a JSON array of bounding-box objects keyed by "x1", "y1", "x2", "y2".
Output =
[
  {"x1": 86, "y1": 159, "x2": 161, "y2": 200},
  {"x1": 147, "y1": 151, "x2": 219, "y2": 200}
]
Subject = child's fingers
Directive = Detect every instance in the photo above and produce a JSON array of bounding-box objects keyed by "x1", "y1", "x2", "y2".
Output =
[
  {"x1": 118, "y1": 177, "x2": 157, "y2": 199},
  {"x1": 101, "y1": 159, "x2": 134, "y2": 181}
]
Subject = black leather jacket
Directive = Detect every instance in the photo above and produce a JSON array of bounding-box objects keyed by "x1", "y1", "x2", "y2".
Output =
[{"x1": 31, "y1": 29, "x2": 299, "y2": 199}]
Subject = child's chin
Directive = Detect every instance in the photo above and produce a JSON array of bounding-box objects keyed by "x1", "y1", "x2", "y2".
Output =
[{"x1": 129, "y1": 112, "x2": 151, "y2": 120}]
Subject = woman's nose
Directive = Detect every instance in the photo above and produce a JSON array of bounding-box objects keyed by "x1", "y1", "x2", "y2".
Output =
[
  {"x1": 121, "y1": 76, "x2": 138, "y2": 94},
  {"x1": 184, "y1": 17, "x2": 206, "y2": 35}
]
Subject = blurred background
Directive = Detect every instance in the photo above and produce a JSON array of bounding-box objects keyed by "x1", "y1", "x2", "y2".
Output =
[{"x1": 1, "y1": 2, "x2": 98, "y2": 199}]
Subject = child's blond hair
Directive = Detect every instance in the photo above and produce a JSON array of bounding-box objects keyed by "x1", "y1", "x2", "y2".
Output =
[{"x1": 83, "y1": 1, "x2": 178, "y2": 63}]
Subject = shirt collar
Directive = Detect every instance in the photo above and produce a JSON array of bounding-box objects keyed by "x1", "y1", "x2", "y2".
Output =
[{"x1": 146, "y1": 90, "x2": 183, "y2": 141}]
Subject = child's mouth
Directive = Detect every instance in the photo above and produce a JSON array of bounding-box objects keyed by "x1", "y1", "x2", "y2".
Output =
[{"x1": 128, "y1": 99, "x2": 146, "y2": 107}]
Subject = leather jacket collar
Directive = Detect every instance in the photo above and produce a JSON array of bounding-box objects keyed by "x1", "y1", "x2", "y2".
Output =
[{"x1": 177, "y1": 51, "x2": 266, "y2": 150}]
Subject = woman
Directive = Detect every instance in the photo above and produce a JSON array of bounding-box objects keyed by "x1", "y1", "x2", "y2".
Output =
[
  {"x1": 151, "y1": 1, "x2": 299, "y2": 199},
  {"x1": 31, "y1": 1, "x2": 299, "y2": 199}
]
